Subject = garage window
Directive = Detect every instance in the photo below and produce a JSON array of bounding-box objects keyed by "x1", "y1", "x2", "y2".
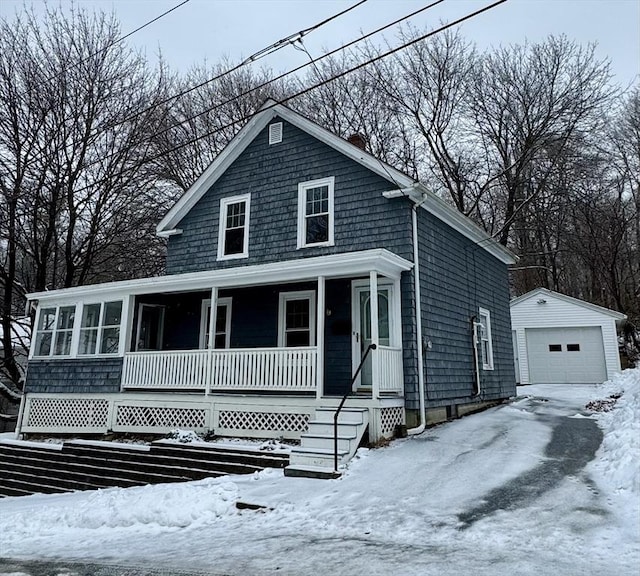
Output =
[
  {"x1": 567, "y1": 344, "x2": 580, "y2": 352},
  {"x1": 478, "y1": 307, "x2": 494, "y2": 370},
  {"x1": 549, "y1": 344, "x2": 562, "y2": 352}
]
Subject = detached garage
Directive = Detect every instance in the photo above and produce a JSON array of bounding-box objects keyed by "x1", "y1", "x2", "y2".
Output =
[{"x1": 511, "y1": 288, "x2": 626, "y2": 385}]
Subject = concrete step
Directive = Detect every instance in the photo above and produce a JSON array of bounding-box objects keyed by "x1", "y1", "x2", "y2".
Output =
[
  {"x1": 314, "y1": 407, "x2": 367, "y2": 424},
  {"x1": 288, "y1": 446, "x2": 347, "y2": 469},
  {"x1": 283, "y1": 465, "x2": 341, "y2": 480},
  {"x1": 305, "y1": 421, "x2": 361, "y2": 436},
  {"x1": 299, "y1": 433, "x2": 354, "y2": 452}
]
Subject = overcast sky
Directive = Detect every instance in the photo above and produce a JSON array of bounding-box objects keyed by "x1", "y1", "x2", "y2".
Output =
[{"x1": 1, "y1": 0, "x2": 638, "y2": 88}]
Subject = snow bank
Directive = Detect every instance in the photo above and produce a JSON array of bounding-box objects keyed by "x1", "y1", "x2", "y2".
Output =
[
  {"x1": 588, "y1": 368, "x2": 640, "y2": 502},
  {"x1": 2, "y1": 477, "x2": 239, "y2": 536}
]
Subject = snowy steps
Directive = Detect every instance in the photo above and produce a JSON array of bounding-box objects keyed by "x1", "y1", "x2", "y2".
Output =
[
  {"x1": 285, "y1": 407, "x2": 369, "y2": 478},
  {"x1": 0, "y1": 439, "x2": 289, "y2": 498}
]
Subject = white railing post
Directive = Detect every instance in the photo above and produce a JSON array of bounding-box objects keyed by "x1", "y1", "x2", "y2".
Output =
[
  {"x1": 206, "y1": 287, "x2": 218, "y2": 396},
  {"x1": 316, "y1": 276, "x2": 325, "y2": 400},
  {"x1": 369, "y1": 271, "x2": 380, "y2": 399}
]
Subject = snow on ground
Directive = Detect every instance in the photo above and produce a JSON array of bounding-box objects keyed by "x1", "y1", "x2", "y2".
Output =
[{"x1": 1, "y1": 370, "x2": 639, "y2": 576}]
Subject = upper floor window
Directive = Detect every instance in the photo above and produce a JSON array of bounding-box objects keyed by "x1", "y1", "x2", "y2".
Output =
[
  {"x1": 34, "y1": 305, "x2": 76, "y2": 357},
  {"x1": 79, "y1": 301, "x2": 122, "y2": 355},
  {"x1": 478, "y1": 307, "x2": 494, "y2": 370},
  {"x1": 297, "y1": 177, "x2": 334, "y2": 248},
  {"x1": 218, "y1": 194, "x2": 250, "y2": 260}
]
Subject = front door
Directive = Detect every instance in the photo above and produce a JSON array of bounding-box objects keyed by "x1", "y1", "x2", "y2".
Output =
[{"x1": 352, "y1": 282, "x2": 392, "y2": 388}]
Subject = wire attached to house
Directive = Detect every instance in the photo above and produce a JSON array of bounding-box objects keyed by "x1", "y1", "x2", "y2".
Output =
[{"x1": 44, "y1": 1, "x2": 508, "y2": 205}]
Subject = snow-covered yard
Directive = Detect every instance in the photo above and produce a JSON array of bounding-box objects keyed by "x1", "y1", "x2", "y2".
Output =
[{"x1": 1, "y1": 370, "x2": 638, "y2": 576}]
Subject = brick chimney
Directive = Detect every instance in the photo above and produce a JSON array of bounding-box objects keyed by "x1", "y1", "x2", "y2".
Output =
[{"x1": 347, "y1": 133, "x2": 368, "y2": 151}]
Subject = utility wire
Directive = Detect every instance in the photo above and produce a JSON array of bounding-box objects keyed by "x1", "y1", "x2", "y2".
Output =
[
  {"x1": 80, "y1": 0, "x2": 446, "y2": 167},
  {"x1": 52, "y1": 1, "x2": 508, "y2": 199},
  {"x1": 30, "y1": 0, "x2": 192, "y2": 90}
]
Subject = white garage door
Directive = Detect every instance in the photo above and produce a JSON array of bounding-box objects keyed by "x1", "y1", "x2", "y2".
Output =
[{"x1": 526, "y1": 326, "x2": 607, "y2": 384}]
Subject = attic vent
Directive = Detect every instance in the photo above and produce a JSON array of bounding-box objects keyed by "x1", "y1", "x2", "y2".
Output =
[{"x1": 269, "y1": 122, "x2": 283, "y2": 144}]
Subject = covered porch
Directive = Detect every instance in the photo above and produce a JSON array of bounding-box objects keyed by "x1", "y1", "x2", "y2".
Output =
[{"x1": 26, "y1": 250, "x2": 413, "y2": 402}]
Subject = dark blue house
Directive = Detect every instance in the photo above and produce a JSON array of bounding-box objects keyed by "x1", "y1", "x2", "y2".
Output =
[{"x1": 20, "y1": 101, "x2": 517, "y2": 470}]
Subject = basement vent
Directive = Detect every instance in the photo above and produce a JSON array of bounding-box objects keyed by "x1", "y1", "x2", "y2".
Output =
[{"x1": 269, "y1": 122, "x2": 283, "y2": 144}]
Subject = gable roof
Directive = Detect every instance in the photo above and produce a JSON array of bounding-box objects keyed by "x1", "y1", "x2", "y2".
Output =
[
  {"x1": 510, "y1": 288, "x2": 627, "y2": 320},
  {"x1": 157, "y1": 99, "x2": 516, "y2": 265}
]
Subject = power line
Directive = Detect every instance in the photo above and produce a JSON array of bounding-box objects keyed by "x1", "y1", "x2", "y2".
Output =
[
  {"x1": 78, "y1": 0, "x2": 447, "y2": 169},
  {"x1": 46, "y1": 0, "x2": 509, "y2": 200},
  {"x1": 29, "y1": 0, "x2": 192, "y2": 90}
]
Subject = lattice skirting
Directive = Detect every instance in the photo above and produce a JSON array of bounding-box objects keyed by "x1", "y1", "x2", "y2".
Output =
[
  {"x1": 25, "y1": 397, "x2": 110, "y2": 431},
  {"x1": 378, "y1": 406, "x2": 405, "y2": 437},
  {"x1": 217, "y1": 410, "x2": 310, "y2": 433},
  {"x1": 115, "y1": 404, "x2": 208, "y2": 431}
]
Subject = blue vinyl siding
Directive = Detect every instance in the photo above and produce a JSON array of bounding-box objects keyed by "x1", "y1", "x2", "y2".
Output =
[
  {"x1": 166, "y1": 118, "x2": 413, "y2": 274},
  {"x1": 25, "y1": 358, "x2": 123, "y2": 394}
]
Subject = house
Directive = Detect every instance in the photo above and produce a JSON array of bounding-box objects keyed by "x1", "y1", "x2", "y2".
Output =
[
  {"x1": 511, "y1": 288, "x2": 626, "y2": 385},
  {"x1": 18, "y1": 100, "x2": 517, "y2": 470}
]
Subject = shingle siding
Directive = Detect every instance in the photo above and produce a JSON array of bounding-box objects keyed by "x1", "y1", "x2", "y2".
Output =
[
  {"x1": 412, "y1": 209, "x2": 515, "y2": 409},
  {"x1": 166, "y1": 118, "x2": 413, "y2": 274},
  {"x1": 26, "y1": 358, "x2": 123, "y2": 394}
]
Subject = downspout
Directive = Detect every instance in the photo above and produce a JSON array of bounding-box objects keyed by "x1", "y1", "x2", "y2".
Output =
[
  {"x1": 470, "y1": 316, "x2": 481, "y2": 396},
  {"x1": 407, "y1": 203, "x2": 427, "y2": 435}
]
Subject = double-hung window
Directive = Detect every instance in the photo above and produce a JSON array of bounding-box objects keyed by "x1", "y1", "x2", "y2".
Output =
[
  {"x1": 278, "y1": 291, "x2": 316, "y2": 347},
  {"x1": 34, "y1": 305, "x2": 76, "y2": 357},
  {"x1": 218, "y1": 194, "x2": 250, "y2": 260},
  {"x1": 297, "y1": 177, "x2": 334, "y2": 248},
  {"x1": 79, "y1": 301, "x2": 123, "y2": 355},
  {"x1": 478, "y1": 307, "x2": 494, "y2": 370}
]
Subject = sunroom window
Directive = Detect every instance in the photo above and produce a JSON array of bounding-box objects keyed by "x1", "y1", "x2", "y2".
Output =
[
  {"x1": 34, "y1": 305, "x2": 76, "y2": 357},
  {"x1": 297, "y1": 177, "x2": 334, "y2": 248},
  {"x1": 78, "y1": 301, "x2": 122, "y2": 355}
]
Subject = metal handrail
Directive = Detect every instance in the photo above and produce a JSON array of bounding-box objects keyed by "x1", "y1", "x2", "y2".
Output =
[{"x1": 333, "y1": 343, "x2": 376, "y2": 472}]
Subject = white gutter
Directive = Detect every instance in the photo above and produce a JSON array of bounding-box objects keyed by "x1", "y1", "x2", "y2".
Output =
[{"x1": 407, "y1": 203, "x2": 427, "y2": 436}]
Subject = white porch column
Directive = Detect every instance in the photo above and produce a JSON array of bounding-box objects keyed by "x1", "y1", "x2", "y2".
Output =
[
  {"x1": 316, "y1": 276, "x2": 325, "y2": 400},
  {"x1": 369, "y1": 271, "x2": 379, "y2": 399},
  {"x1": 206, "y1": 287, "x2": 218, "y2": 396}
]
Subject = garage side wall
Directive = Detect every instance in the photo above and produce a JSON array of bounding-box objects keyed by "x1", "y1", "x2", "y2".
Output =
[{"x1": 510, "y1": 295, "x2": 622, "y2": 385}]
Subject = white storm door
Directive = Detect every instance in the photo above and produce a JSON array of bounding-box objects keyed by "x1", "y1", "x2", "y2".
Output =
[{"x1": 352, "y1": 282, "x2": 392, "y2": 388}]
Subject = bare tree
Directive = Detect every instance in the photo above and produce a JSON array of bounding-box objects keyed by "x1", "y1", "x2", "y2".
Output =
[{"x1": 0, "y1": 6, "x2": 170, "y2": 386}]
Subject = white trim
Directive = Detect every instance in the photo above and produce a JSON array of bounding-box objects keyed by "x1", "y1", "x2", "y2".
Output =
[
  {"x1": 156, "y1": 228, "x2": 183, "y2": 238},
  {"x1": 316, "y1": 277, "x2": 325, "y2": 400},
  {"x1": 277, "y1": 290, "x2": 316, "y2": 347},
  {"x1": 27, "y1": 249, "x2": 413, "y2": 304},
  {"x1": 478, "y1": 307, "x2": 494, "y2": 371},
  {"x1": 297, "y1": 176, "x2": 335, "y2": 249},
  {"x1": 383, "y1": 187, "x2": 517, "y2": 265},
  {"x1": 510, "y1": 288, "x2": 626, "y2": 321},
  {"x1": 199, "y1": 297, "x2": 232, "y2": 349},
  {"x1": 217, "y1": 193, "x2": 251, "y2": 261}
]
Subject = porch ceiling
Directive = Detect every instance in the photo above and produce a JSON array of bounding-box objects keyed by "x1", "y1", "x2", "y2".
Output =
[{"x1": 27, "y1": 249, "x2": 413, "y2": 303}]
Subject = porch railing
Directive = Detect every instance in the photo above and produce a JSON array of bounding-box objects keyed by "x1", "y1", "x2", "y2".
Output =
[
  {"x1": 377, "y1": 345, "x2": 404, "y2": 394},
  {"x1": 121, "y1": 347, "x2": 317, "y2": 392}
]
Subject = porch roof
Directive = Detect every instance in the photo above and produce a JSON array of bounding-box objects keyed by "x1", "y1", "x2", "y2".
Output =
[{"x1": 27, "y1": 249, "x2": 413, "y2": 304}]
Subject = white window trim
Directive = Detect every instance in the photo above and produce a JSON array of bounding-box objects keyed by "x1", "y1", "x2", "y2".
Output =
[
  {"x1": 31, "y1": 304, "x2": 78, "y2": 359},
  {"x1": 199, "y1": 297, "x2": 232, "y2": 349},
  {"x1": 217, "y1": 193, "x2": 251, "y2": 261},
  {"x1": 297, "y1": 177, "x2": 335, "y2": 249},
  {"x1": 278, "y1": 290, "x2": 316, "y2": 347},
  {"x1": 478, "y1": 307, "x2": 494, "y2": 371},
  {"x1": 78, "y1": 301, "x2": 123, "y2": 357}
]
